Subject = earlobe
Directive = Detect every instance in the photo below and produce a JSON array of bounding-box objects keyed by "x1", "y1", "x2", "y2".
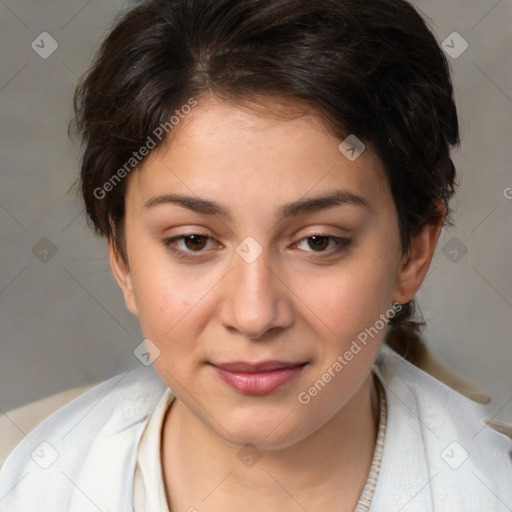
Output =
[
  {"x1": 108, "y1": 240, "x2": 139, "y2": 316},
  {"x1": 392, "y1": 201, "x2": 446, "y2": 304}
]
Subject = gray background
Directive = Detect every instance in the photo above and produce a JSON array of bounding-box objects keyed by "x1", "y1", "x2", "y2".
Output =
[{"x1": 0, "y1": 0, "x2": 511, "y2": 423}]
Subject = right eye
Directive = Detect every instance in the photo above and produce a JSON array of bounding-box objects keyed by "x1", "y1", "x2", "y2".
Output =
[{"x1": 161, "y1": 234, "x2": 221, "y2": 259}]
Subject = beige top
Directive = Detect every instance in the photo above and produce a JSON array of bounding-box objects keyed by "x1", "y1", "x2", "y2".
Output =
[{"x1": 133, "y1": 372, "x2": 388, "y2": 512}]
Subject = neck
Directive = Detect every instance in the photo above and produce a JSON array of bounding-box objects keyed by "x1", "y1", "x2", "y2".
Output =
[{"x1": 161, "y1": 373, "x2": 379, "y2": 512}]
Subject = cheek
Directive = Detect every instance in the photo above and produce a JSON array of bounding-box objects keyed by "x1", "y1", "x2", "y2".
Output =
[
  {"x1": 126, "y1": 243, "x2": 202, "y2": 341},
  {"x1": 131, "y1": 269, "x2": 205, "y2": 381},
  {"x1": 135, "y1": 277, "x2": 202, "y2": 342},
  {"x1": 296, "y1": 263, "x2": 394, "y2": 417},
  {"x1": 303, "y1": 255, "x2": 397, "y2": 341}
]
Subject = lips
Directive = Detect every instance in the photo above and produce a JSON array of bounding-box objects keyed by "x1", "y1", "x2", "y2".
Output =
[
  {"x1": 213, "y1": 361, "x2": 305, "y2": 373},
  {"x1": 210, "y1": 360, "x2": 307, "y2": 395}
]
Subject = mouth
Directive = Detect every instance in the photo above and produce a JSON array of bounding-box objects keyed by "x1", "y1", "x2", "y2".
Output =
[{"x1": 209, "y1": 360, "x2": 308, "y2": 395}]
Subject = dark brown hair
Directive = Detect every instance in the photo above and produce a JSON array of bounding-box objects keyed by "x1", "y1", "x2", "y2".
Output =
[{"x1": 71, "y1": 0, "x2": 460, "y2": 362}]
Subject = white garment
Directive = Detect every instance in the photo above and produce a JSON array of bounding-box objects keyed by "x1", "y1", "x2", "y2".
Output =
[
  {"x1": 133, "y1": 386, "x2": 174, "y2": 511},
  {"x1": 132, "y1": 372, "x2": 388, "y2": 512},
  {"x1": 133, "y1": 376, "x2": 387, "y2": 512},
  {"x1": 0, "y1": 344, "x2": 511, "y2": 511}
]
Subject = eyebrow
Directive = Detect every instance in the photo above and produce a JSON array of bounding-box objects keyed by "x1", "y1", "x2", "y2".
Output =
[{"x1": 143, "y1": 189, "x2": 371, "y2": 219}]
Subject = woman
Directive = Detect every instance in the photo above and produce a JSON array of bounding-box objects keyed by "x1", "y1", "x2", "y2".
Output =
[{"x1": 0, "y1": 0, "x2": 510, "y2": 510}]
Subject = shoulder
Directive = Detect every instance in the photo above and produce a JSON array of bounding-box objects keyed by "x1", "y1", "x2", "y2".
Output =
[
  {"x1": 0, "y1": 365, "x2": 168, "y2": 510},
  {"x1": 411, "y1": 344, "x2": 512, "y2": 439},
  {"x1": 0, "y1": 382, "x2": 97, "y2": 469},
  {"x1": 373, "y1": 344, "x2": 512, "y2": 509},
  {"x1": 377, "y1": 343, "x2": 512, "y2": 442},
  {"x1": 371, "y1": 345, "x2": 512, "y2": 512}
]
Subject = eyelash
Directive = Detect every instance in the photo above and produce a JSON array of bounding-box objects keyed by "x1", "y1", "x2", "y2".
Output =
[{"x1": 161, "y1": 233, "x2": 352, "y2": 260}]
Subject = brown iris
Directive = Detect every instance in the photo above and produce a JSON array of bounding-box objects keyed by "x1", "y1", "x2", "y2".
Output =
[
  {"x1": 183, "y1": 235, "x2": 208, "y2": 251},
  {"x1": 307, "y1": 236, "x2": 330, "y2": 251}
]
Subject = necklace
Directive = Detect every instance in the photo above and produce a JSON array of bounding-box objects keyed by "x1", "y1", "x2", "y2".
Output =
[{"x1": 353, "y1": 373, "x2": 388, "y2": 512}]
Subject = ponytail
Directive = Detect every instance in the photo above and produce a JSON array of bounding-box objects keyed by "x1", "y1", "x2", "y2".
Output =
[{"x1": 385, "y1": 300, "x2": 426, "y2": 365}]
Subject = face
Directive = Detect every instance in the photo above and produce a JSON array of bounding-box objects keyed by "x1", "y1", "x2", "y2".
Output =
[{"x1": 110, "y1": 94, "x2": 439, "y2": 450}]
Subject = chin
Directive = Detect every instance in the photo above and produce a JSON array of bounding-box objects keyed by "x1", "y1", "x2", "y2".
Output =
[{"x1": 212, "y1": 406, "x2": 311, "y2": 451}]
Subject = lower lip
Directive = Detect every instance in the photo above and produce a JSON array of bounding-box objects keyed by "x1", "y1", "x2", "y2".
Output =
[{"x1": 212, "y1": 364, "x2": 306, "y2": 395}]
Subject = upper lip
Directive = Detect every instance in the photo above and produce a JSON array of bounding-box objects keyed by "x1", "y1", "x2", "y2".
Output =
[{"x1": 211, "y1": 361, "x2": 307, "y2": 373}]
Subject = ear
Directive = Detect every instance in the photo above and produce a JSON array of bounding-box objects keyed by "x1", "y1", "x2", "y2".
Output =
[
  {"x1": 108, "y1": 239, "x2": 139, "y2": 316},
  {"x1": 392, "y1": 200, "x2": 446, "y2": 304}
]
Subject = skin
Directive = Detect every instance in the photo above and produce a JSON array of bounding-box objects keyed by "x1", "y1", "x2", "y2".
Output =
[{"x1": 109, "y1": 93, "x2": 444, "y2": 511}]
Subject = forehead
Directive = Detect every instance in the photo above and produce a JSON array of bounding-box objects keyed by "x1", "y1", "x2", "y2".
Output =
[{"x1": 126, "y1": 94, "x2": 391, "y2": 217}]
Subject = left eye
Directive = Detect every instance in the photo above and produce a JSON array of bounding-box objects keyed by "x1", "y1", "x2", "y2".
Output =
[{"x1": 293, "y1": 234, "x2": 351, "y2": 253}]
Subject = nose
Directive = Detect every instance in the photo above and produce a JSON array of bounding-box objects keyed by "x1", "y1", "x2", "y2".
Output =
[{"x1": 218, "y1": 247, "x2": 294, "y2": 340}]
